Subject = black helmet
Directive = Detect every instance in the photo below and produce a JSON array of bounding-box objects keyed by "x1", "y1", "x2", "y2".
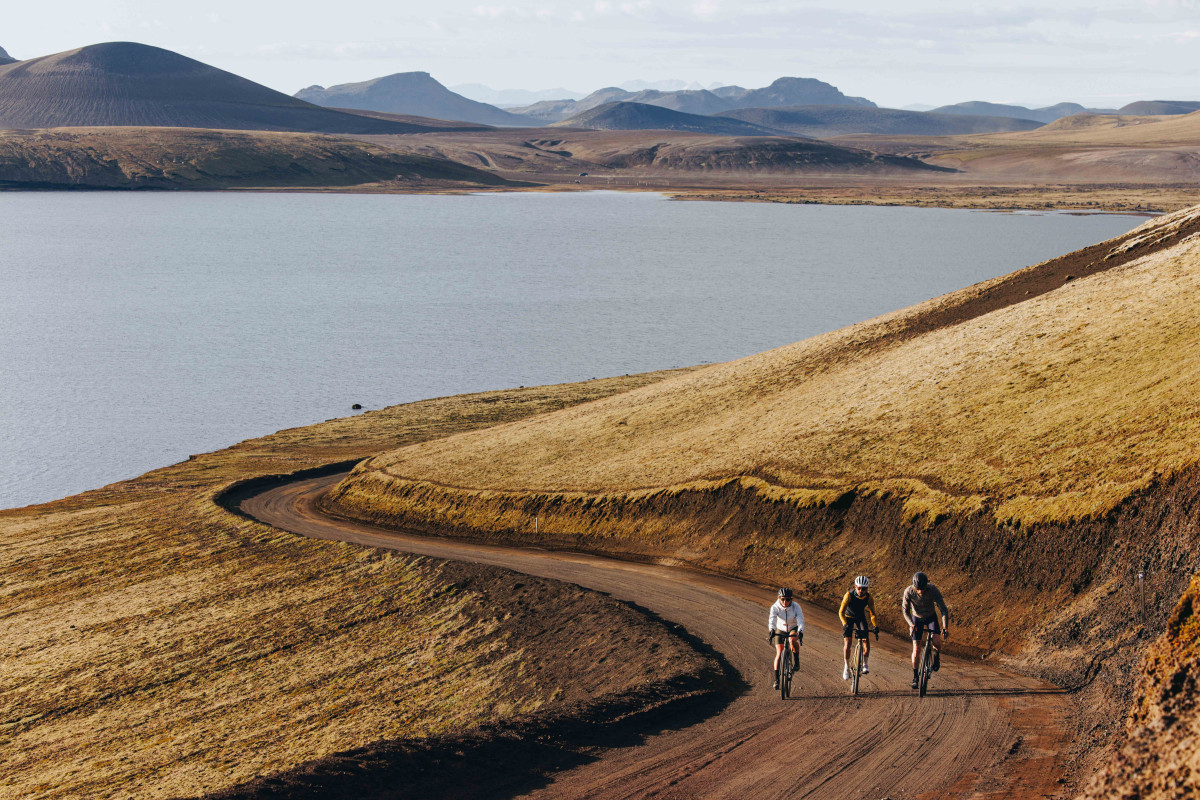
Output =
[
  {"x1": 912, "y1": 572, "x2": 929, "y2": 590},
  {"x1": 777, "y1": 587, "x2": 793, "y2": 600}
]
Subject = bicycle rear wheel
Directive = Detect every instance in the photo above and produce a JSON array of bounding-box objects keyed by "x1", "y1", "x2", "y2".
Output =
[{"x1": 851, "y1": 639, "x2": 862, "y2": 696}]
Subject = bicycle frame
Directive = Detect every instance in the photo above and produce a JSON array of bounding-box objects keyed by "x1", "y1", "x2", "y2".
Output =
[
  {"x1": 850, "y1": 622, "x2": 870, "y2": 696},
  {"x1": 772, "y1": 630, "x2": 799, "y2": 700},
  {"x1": 917, "y1": 626, "x2": 940, "y2": 697}
]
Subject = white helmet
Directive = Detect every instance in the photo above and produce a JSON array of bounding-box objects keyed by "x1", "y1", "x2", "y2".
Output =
[{"x1": 853, "y1": 575, "x2": 870, "y2": 588}]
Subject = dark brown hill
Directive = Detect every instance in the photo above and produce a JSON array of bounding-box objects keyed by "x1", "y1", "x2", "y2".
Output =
[
  {"x1": 0, "y1": 42, "x2": 418, "y2": 134},
  {"x1": 295, "y1": 72, "x2": 536, "y2": 128},
  {"x1": 551, "y1": 101, "x2": 782, "y2": 136},
  {"x1": 566, "y1": 133, "x2": 945, "y2": 173},
  {"x1": 719, "y1": 105, "x2": 1042, "y2": 136}
]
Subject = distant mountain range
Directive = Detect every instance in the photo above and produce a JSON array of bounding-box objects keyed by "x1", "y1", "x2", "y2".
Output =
[
  {"x1": 5, "y1": 38, "x2": 1200, "y2": 145},
  {"x1": 0, "y1": 42, "x2": 422, "y2": 133},
  {"x1": 551, "y1": 102, "x2": 784, "y2": 136},
  {"x1": 929, "y1": 99, "x2": 1200, "y2": 123},
  {"x1": 515, "y1": 77, "x2": 875, "y2": 123}
]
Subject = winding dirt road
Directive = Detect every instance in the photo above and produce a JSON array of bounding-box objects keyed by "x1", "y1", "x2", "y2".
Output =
[{"x1": 242, "y1": 474, "x2": 1072, "y2": 799}]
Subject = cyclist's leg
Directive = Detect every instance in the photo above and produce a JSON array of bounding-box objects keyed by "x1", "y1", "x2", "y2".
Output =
[
  {"x1": 931, "y1": 630, "x2": 943, "y2": 670},
  {"x1": 773, "y1": 638, "x2": 785, "y2": 670},
  {"x1": 788, "y1": 630, "x2": 800, "y2": 670}
]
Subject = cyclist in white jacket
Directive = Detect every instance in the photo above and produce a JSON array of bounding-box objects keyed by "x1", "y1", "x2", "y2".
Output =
[{"x1": 768, "y1": 587, "x2": 805, "y2": 689}]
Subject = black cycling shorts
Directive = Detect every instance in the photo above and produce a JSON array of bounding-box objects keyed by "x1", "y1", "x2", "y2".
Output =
[
  {"x1": 910, "y1": 615, "x2": 941, "y2": 641},
  {"x1": 842, "y1": 620, "x2": 870, "y2": 638},
  {"x1": 771, "y1": 628, "x2": 799, "y2": 644}
]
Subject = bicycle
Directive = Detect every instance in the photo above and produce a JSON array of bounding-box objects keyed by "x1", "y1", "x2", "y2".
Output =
[
  {"x1": 916, "y1": 625, "x2": 939, "y2": 697},
  {"x1": 771, "y1": 630, "x2": 799, "y2": 699},
  {"x1": 848, "y1": 620, "x2": 878, "y2": 696}
]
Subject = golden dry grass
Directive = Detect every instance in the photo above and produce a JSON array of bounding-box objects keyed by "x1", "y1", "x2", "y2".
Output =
[
  {"x1": 0, "y1": 370, "x2": 687, "y2": 799},
  {"x1": 345, "y1": 205, "x2": 1200, "y2": 527}
]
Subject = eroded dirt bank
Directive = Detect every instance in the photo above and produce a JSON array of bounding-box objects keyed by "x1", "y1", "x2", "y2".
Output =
[{"x1": 1082, "y1": 575, "x2": 1200, "y2": 798}]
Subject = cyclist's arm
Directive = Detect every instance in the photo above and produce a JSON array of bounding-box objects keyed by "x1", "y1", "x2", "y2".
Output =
[
  {"x1": 838, "y1": 591, "x2": 851, "y2": 625},
  {"x1": 901, "y1": 588, "x2": 915, "y2": 628},
  {"x1": 793, "y1": 603, "x2": 805, "y2": 632},
  {"x1": 866, "y1": 594, "x2": 878, "y2": 628},
  {"x1": 935, "y1": 590, "x2": 951, "y2": 630}
]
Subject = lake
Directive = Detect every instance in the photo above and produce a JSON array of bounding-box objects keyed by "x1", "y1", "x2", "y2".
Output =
[{"x1": 0, "y1": 191, "x2": 1144, "y2": 509}]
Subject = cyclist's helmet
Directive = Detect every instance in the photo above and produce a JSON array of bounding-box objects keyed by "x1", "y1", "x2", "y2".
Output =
[
  {"x1": 854, "y1": 575, "x2": 870, "y2": 589},
  {"x1": 912, "y1": 571, "x2": 929, "y2": 590},
  {"x1": 777, "y1": 587, "x2": 794, "y2": 600}
]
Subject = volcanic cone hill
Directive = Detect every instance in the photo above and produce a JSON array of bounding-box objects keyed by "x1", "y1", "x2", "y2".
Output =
[
  {"x1": 0, "y1": 45, "x2": 16, "y2": 66},
  {"x1": 295, "y1": 72, "x2": 535, "y2": 127},
  {"x1": 551, "y1": 101, "x2": 783, "y2": 136},
  {"x1": 328, "y1": 206, "x2": 1200, "y2": 790},
  {"x1": 717, "y1": 105, "x2": 1042, "y2": 137},
  {"x1": 0, "y1": 42, "x2": 420, "y2": 133}
]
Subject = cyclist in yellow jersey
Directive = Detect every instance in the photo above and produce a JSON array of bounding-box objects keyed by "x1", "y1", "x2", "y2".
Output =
[{"x1": 839, "y1": 575, "x2": 879, "y2": 680}]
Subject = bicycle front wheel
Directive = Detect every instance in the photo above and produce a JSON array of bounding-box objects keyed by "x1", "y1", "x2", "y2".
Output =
[
  {"x1": 780, "y1": 653, "x2": 791, "y2": 700},
  {"x1": 918, "y1": 637, "x2": 932, "y2": 697},
  {"x1": 851, "y1": 640, "x2": 862, "y2": 696}
]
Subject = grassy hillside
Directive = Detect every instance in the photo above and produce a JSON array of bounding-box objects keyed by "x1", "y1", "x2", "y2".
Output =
[
  {"x1": 0, "y1": 371, "x2": 703, "y2": 799},
  {"x1": 0, "y1": 127, "x2": 514, "y2": 190},
  {"x1": 335, "y1": 205, "x2": 1200, "y2": 527}
]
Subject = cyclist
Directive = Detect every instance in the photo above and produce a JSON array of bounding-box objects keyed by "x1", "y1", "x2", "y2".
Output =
[
  {"x1": 839, "y1": 575, "x2": 878, "y2": 680},
  {"x1": 902, "y1": 571, "x2": 951, "y2": 689},
  {"x1": 768, "y1": 587, "x2": 804, "y2": 689}
]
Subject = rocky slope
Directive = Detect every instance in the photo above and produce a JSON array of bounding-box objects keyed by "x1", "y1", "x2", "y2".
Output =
[
  {"x1": 0, "y1": 127, "x2": 512, "y2": 189},
  {"x1": 1083, "y1": 575, "x2": 1200, "y2": 798}
]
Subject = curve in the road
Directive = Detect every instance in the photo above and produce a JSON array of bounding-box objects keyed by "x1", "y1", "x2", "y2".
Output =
[{"x1": 241, "y1": 473, "x2": 1073, "y2": 800}]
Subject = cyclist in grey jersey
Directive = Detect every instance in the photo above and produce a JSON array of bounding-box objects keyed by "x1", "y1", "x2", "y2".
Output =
[{"x1": 902, "y1": 571, "x2": 950, "y2": 689}]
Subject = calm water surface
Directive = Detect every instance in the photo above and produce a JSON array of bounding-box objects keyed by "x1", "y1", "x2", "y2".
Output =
[{"x1": 0, "y1": 192, "x2": 1143, "y2": 509}]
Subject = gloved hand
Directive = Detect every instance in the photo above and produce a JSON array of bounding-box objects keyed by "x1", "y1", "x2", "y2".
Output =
[
  {"x1": 873, "y1": 627, "x2": 879, "y2": 641},
  {"x1": 797, "y1": 630, "x2": 804, "y2": 646},
  {"x1": 767, "y1": 631, "x2": 774, "y2": 643}
]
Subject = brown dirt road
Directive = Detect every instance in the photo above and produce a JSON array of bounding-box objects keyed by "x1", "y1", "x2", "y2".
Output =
[{"x1": 241, "y1": 474, "x2": 1074, "y2": 799}]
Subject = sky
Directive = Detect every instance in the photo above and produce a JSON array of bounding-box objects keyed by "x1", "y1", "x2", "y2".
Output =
[{"x1": 4, "y1": 1, "x2": 1199, "y2": 109}]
